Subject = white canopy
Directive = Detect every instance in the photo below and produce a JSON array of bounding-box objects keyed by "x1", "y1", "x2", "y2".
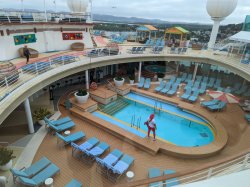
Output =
[{"x1": 229, "y1": 31, "x2": 250, "y2": 43}]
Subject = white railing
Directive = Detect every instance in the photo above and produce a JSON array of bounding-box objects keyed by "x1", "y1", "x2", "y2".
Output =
[
  {"x1": 150, "y1": 153, "x2": 250, "y2": 187},
  {"x1": 0, "y1": 44, "x2": 247, "y2": 105},
  {"x1": 0, "y1": 10, "x2": 90, "y2": 23}
]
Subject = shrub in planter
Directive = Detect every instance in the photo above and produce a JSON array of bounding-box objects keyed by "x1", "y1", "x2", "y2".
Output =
[
  {"x1": 129, "y1": 75, "x2": 135, "y2": 84},
  {"x1": 33, "y1": 108, "x2": 52, "y2": 125},
  {"x1": 114, "y1": 76, "x2": 125, "y2": 87},
  {"x1": 0, "y1": 147, "x2": 15, "y2": 171},
  {"x1": 75, "y1": 89, "x2": 89, "y2": 104},
  {"x1": 76, "y1": 89, "x2": 88, "y2": 96}
]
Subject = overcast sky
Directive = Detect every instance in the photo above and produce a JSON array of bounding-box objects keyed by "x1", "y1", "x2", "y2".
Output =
[{"x1": 0, "y1": 0, "x2": 249, "y2": 24}]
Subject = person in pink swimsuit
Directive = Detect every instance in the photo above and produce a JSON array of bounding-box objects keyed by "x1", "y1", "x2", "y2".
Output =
[{"x1": 145, "y1": 114, "x2": 157, "y2": 141}]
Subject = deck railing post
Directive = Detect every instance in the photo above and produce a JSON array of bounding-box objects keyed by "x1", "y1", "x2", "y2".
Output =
[
  {"x1": 207, "y1": 167, "x2": 213, "y2": 179},
  {"x1": 242, "y1": 153, "x2": 250, "y2": 170},
  {"x1": 49, "y1": 58, "x2": 52, "y2": 67},
  {"x1": 35, "y1": 63, "x2": 38, "y2": 74},
  {"x1": 4, "y1": 77, "x2": 9, "y2": 87}
]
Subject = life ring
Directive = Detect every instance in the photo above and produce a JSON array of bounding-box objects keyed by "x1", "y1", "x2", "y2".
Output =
[{"x1": 90, "y1": 82, "x2": 97, "y2": 90}]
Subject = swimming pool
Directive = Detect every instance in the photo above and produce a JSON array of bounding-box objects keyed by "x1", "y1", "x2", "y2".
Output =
[
  {"x1": 93, "y1": 93, "x2": 214, "y2": 147},
  {"x1": 145, "y1": 65, "x2": 174, "y2": 74}
]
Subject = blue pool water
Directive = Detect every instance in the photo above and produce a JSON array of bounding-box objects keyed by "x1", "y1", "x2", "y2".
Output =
[
  {"x1": 145, "y1": 65, "x2": 174, "y2": 74},
  {"x1": 92, "y1": 93, "x2": 214, "y2": 147}
]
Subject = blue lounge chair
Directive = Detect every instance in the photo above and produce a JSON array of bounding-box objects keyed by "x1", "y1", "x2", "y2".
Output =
[
  {"x1": 202, "y1": 76, "x2": 208, "y2": 83},
  {"x1": 185, "y1": 74, "x2": 192, "y2": 83},
  {"x1": 185, "y1": 80, "x2": 193, "y2": 90},
  {"x1": 213, "y1": 79, "x2": 221, "y2": 89},
  {"x1": 71, "y1": 137, "x2": 99, "y2": 157},
  {"x1": 137, "y1": 77, "x2": 145, "y2": 88},
  {"x1": 191, "y1": 81, "x2": 200, "y2": 92},
  {"x1": 64, "y1": 179, "x2": 82, "y2": 187},
  {"x1": 224, "y1": 87, "x2": 232, "y2": 93},
  {"x1": 56, "y1": 131, "x2": 85, "y2": 146},
  {"x1": 207, "y1": 77, "x2": 215, "y2": 88},
  {"x1": 154, "y1": 81, "x2": 165, "y2": 92},
  {"x1": 188, "y1": 90, "x2": 200, "y2": 103},
  {"x1": 148, "y1": 168, "x2": 163, "y2": 187},
  {"x1": 180, "y1": 73, "x2": 187, "y2": 82},
  {"x1": 144, "y1": 40, "x2": 150, "y2": 47},
  {"x1": 160, "y1": 82, "x2": 172, "y2": 94},
  {"x1": 201, "y1": 99, "x2": 219, "y2": 107},
  {"x1": 167, "y1": 83, "x2": 179, "y2": 96},
  {"x1": 108, "y1": 154, "x2": 135, "y2": 182},
  {"x1": 84, "y1": 142, "x2": 110, "y2": 160},
  {"x1": 207, "y1": 101, "x2": 227, "y2": 111},
  {"x1": 47, "y1": 121, "x2": 75, "y2": 133},
  {"x1": 175, "y1": 78, "x2": 182, "y2": 84},
  {"x1": 11, "y1": 157, "x2": 51, "y2": 183},
  {"x1": 196, "y1": 76, "x2": 202, "y2": 82},
  {"x1": 181, "y1": 87, "x2": 192, "y2": 100},
  {"x1": 44, "y1": 116, "x2": 72, "y2": 126},
  {"x1": 243, "y1": 88, "x2": 250, "y2": 97},
  {"x1": 144, "y1": 78, "x2": 151, "y2": 89},
  {"x1": 169, "y1": 76, "x2": 176, "y2": 83},
  {"x1": 199, "y1": 83, "x2": 207, "y2": 94},
  {"x1": 163, "y1": 169, "x2": 179, "y2": 187},
  {"x1": 231, "y1": 83, "x2": 241, "y2": 93},
  {"x1": 245, "y1": 114, "x2": 250, "y2": 123},
  {"x1": 96, "y1": 149, "x2": 123, "y2": 174},
  {"x1": 19, "y1": 163, "x2": 60, "y2": 187},
  {"x1": 235, "y1": 85, "x2": 248, "y2": 95}
]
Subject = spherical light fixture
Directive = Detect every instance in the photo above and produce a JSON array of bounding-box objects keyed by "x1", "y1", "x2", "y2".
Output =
[
  {"x1": 67, "y1": 0, "x2": 89, "y2": 15},
  {"x1": 206, "y1": 0, "x2": 238, "y2": 49}
]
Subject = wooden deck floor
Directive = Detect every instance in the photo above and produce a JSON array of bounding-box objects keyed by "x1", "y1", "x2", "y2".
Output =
[{"x1": 33, "y1": 84, "x2": 250, "y2": 187}]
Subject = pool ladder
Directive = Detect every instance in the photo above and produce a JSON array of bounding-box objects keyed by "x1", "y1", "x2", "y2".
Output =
[
  {"x1": 131, "y1": 114, "x2": 141, "y2": 130},
  {"x1": 154, "y1": 100, "x2": 162, "y2": 114}
]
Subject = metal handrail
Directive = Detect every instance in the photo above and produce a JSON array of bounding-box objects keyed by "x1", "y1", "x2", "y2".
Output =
[
  {"x1": 0, "y1": 44, "x2": 248, "y2": 105},
  {"x1": 114, "y1": 151, "x2": 250, "y2": 187}
]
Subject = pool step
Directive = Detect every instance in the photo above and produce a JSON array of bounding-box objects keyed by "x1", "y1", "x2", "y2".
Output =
[{"x1": 101, "y1": 98, "x2": 129, "y2": 115}]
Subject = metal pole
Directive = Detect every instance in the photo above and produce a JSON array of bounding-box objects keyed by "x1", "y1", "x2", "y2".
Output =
[
  {"x1": 192, "y1": 63, "x2": 198, "y2": 82},
  {"x1": 44, "y1": 0, "x2": 48, "y2": 22},
  {"x1": 85, "y1": 70, "x2": 89, "y2": 90}
]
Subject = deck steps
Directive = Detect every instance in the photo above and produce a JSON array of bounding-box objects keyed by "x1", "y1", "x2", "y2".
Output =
[{"x1": 100, "y1": 97, "x2": 129, "y2": 115}]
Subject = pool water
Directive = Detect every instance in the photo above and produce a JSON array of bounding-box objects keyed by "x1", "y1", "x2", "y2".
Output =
[
  {"x1": 145, "y1": 65, "x2": 174, "y2": 74},
  {"x1": 93, "y1": 93, "x2": 214, "y2": 147}
]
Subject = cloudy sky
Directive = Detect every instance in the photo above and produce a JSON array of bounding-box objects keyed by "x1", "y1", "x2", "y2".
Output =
[{"x1": 0, "y1": 0, "x2": 249, "y2": 24}]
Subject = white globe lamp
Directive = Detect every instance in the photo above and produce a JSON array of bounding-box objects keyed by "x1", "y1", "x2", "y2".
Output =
[
  {"x1": 67, "y1": 0, "x2": 89, "y2": 15},
  {"x1": 206, "y1": 0, "x2": 238, "y2": 49}
]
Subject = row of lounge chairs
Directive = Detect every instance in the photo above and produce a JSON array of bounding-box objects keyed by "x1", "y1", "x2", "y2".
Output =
[
  {"x1": 11, "y1": 157, "x2": 82, "y2": 187},
  {"x1": 128, "y1": 46, "x2": 146, "y2": 54},
  {"x1": 144, "y1": 39, "x2": 165, "y2": 48},
  {"x1": 148, "y1": 167, "x2": 179, "y2": 187},
  {"x1": 155, "y1": 77, "x2": 181, "y2": 96},
  {"x1": 169, "y1": 47, "x2": 187, "y2": 54},
  {"x1": 181, "y1": 87, "x2": 200, "y2": 103},
  {"x1": 71, "y1": 137, "x2": 134, "y2": 182},
  {"x1": 138, "y1": 77, "x2": 151, "y2": 89},
  {"x1": 201, "y1": 99, "x2": 227, "y2": 111}
]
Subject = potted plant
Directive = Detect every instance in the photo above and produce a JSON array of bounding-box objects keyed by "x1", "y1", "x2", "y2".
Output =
[
  {"x1": 0, "y1": 147, "x2": 16, "y2": 171},
  {"x1": 113, "y1": 76, "x2": 125, "y2": 87},
  {"x1": 129, "y1": 75, "x2": 135, "y2": 84},
  {"x1": 33, "y1": 108, "x2": 52, "y2": 126},
  {"x1": 74, "y1": 89, "x2": 89, "y2": 104},
  {"x1": 157, "y1": 73, "x2": 165, "y2": 82}
]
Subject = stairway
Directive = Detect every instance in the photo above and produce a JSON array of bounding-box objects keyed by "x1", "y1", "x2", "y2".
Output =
[
  {"x1": 91, "y1": 36, "x2": 98, "y2": 47},
  {"x1": 100, "y1": 97, "x2": 129, "y2": 116}
]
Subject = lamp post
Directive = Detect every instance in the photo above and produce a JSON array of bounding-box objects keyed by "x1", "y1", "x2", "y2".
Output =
[{"x1": 206, "y1": 0, "x2": 238, "y2": 49}]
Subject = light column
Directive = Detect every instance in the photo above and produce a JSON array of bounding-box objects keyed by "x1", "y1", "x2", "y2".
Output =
[
  {"x1": 85, "y1": 70, "x2": 89, "y2": 90},
  {"x1": 208, "y1": 18, "x2": 223, "y2": 49},
  {"x1": 24, "y1": 98, "x2": 34, "y2": 134},
  {"x1": 192, "y1": 63, "x2": 199, "y2": 82},
  {"x1": 138, "y1": 62, "x2": 142, "y2": 82}
]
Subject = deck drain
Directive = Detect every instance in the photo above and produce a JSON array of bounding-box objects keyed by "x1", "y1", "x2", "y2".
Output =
[{"x1": 200, "y1": 133, "x2": 208, "y2": 138}]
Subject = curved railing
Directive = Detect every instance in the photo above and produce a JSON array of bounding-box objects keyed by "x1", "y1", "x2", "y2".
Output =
[
  {"x1": 0, "y1": 45, "x2": 249, "y2": 120},
  {"x1": 114, "y1": 149, "x2": 250, "y2": 187}
]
